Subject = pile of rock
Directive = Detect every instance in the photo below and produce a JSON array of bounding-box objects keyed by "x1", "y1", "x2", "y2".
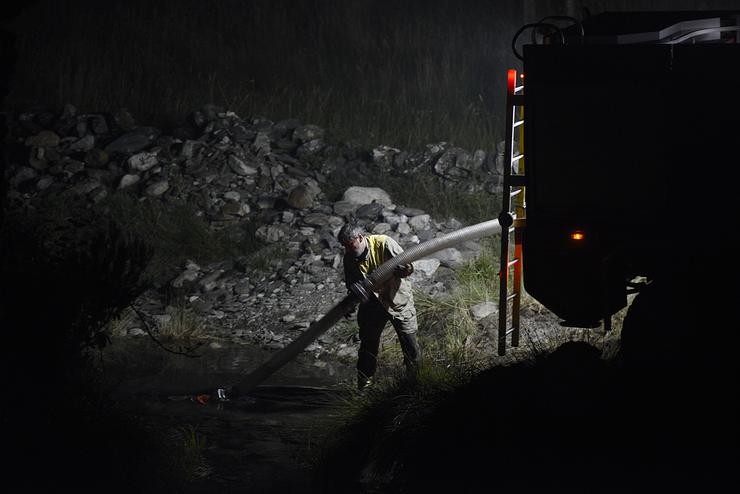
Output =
[
  {"x1": 3, "y1": 103, "x2": 504, "y2": 223},
  {"x1": 2, "y1": 104, "x2": 508, "y2": 358}
]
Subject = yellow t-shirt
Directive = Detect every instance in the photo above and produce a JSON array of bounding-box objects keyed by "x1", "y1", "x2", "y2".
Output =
[{"x1": 343, "y1": 234, "x2": 415, "y2": 316}]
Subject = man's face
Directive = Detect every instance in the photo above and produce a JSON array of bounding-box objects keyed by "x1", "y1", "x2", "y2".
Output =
[{"x1": 342, "y1": 235, "x2": 366, "y2": 257}]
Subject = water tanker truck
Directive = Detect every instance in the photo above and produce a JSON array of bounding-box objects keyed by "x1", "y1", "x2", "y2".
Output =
[
  {"x1": 210, "y1": 10, "x2": 739, "y2": 399},
  {"x1": 498, "y1": 11, "x2": 739, "y2": 362}
]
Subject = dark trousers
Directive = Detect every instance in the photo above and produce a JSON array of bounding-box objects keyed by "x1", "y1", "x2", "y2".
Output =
[{"x1": 357, "y1": 297, "x2": 421, "y2": 385}]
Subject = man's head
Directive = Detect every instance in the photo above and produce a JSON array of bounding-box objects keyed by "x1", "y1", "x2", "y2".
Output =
[{"x1": 338, "y1": 223, "x2": 366, "y2": 257}]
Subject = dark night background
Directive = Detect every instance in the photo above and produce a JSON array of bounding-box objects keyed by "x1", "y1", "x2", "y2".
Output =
[
  {"x1": 1, "y1": 1, "x2": 738, "y2": 492},
  {"x1": 3, "y1": 0, "x2": 737, "y2": 150}
]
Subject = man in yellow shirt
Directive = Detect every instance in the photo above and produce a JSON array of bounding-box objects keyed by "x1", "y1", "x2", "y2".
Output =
[{"x1": 338, "y1": 223, "x2": 421, "y2": 390}]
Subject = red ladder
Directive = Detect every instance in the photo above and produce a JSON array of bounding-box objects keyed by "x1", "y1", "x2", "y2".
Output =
[{"x1": 497, "y1": 69, "x2": 527, "y2": 356}]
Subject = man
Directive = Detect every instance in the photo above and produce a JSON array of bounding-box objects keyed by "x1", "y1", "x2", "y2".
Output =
[{"x1": 337, "y1": 222, "x2": 422, "y2": 390}]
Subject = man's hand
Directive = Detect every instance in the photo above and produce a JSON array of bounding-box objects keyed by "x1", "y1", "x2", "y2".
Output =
[
  {"x1": 349, "y1": 280, "x2": 371, "y2": 303},
  {"x1": 394, "y1": 263, "x2": 414, "y2": 278}
]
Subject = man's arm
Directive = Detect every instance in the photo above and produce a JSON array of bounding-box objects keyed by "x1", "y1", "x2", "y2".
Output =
[{"x1": 383, "y1": 236, "x2": 414, "y2": 278}]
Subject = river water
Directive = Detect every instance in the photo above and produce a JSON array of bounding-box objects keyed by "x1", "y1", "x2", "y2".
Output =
[
  {"x1": 101, "y1": 337, "x2": 355, "y2": 397},
  {"x1": 99, "y1": 337, "x2": 357, "y2": 493}
]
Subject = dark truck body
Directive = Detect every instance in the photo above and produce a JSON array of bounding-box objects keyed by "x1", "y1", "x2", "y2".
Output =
[{"x1": 520, "y1": 11, "x2": 740, "y2": 325}]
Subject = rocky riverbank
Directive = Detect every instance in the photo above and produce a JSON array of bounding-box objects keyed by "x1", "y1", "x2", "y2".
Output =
[
  {"x1": 3, "y1": 104, "x2": 515, "y2": 354},
  {"x1": 2, "y1": 102, "x2": 621, "y2": 367},
  {"x1": 3, "y1": 104, "x2": 629, "y2": 493}
]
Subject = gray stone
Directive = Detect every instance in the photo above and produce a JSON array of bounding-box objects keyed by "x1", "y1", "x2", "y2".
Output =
[
  {"x1": 128, "y1": 151, "x2": 159, "y2": 171},
  {"x1": 445, "y1": 218, "x2": 464, "y2": 230},
  {"x1": 10, "y1": 167, "x2": 37, "y2": 188},
  {"x1": 144, "y1": 180, "x2": 169, "y2": 196},
  {"x1": 296, "y1": 139, "x2": 324, "y2": 158},
  {"x1": 395, "y1": 206, "x2": 426, "y2": 216},
  {"x1": 223, "y1": 190, "x2": 241, "y2": 202},
  {"x1": 430, "y1": 247, "x2": 465, "y2": 269},
  {"x1": 257, "y1": 225, "x2": 286, "y2": 243},
  {"x1": 333, "y1": 201, "x2": 357, "y2": 217},
  {"x1": 411, "y1": 258, "x2": 441, "y2": 278},
  {"x1": 68, "y1": 134, "x2": 95, "y2": 152},
  {"x1": 409, "y1": 214, "x2": 431, "y2": 231},
  {"x1": 36, "y1": 176, "x2": 54, "y2": 190},
  {"x1": 229, "y1": 155, "x2": 258, "y2": 176},
  {"x1": 252, "y1": 132, "x2": 271, "y2": 155},
  {"x1": 287, "y1": 184, "x2": 314, "y2": 209},
  {"x1": 199, "y1": 269, "x2": 225, "y2": 292},
  {"x1": 371, "y1": 223, "x2": 391, "y2": 234},
  {"x1": 381, "y1": 211, "x2": 407, "y2": 226},
  {"x1": 396, "y1": 222, "x2": 412, "y2": 235},
  {"x1": 293, "y1": 124, "x2": 325, "y2": 143},
  {"x1": 105, "y1": 127, "x2": 159, "y2": 154},
  {"x1": 302, "y1": 213, "x2": 330, "y2": 227},
  {"x1": 118, "y1": 173, "x2": 140, "y2": 189},
  {"x1": 342, "y1": 186, "x2": 392, "y2": 207},
  {"x1": 180, "y1": 140, "x2": 201, "y2": 159},
  {"x1": 470, "y1": 301, "x2": 498, "y2": 321},
  {"x1": 372, "y1": 145, "x2": 401, "y2": 168},
  {"x1": 355, "y1": 202, "x2": 384, "y2": 220}
]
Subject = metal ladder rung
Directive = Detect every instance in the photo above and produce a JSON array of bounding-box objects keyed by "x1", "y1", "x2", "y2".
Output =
[
  {"x1": 510, "y1": 188, "x2": 522, "y2": 198},
  {"x1": 513, "y1": 120, "x2": 524, "y2": 128},
  {"x1": 507, "y1": 292, "x2": 518, "y2": 302},
  {"x1": 514, "y1": 85, "x2": 524, "y2": 93},
  {"x1": 507, "y1": 258, "x2": 520, "y2": 268},
  {"x1": 512, "y1": 153, "x2": 524, "y2": 162},
  {"x1": 505, "y1": 327, "x2": 517, "y2": 336}
]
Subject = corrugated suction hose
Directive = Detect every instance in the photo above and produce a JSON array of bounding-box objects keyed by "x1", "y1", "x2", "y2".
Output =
[{"x1": 223, "y1": 218, "x2": 502, "y2": 397}]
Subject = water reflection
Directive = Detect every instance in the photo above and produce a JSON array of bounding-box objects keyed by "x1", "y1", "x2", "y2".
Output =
[{"x1": 100, "y1": 337, "x2": 355, "y2": 400}]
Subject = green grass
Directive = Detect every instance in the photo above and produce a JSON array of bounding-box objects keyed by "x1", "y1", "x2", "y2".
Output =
[
  {"x1": 168, "y1": 424, "x2": 211, "y2": 482},
  {"x1": 157, "y1": 302, "x2": 206, "y2": 340},
  {"x1": 100, "y1": 191, "x2": 262, "y2": 285},
  {"x1": 413, "y1": 236, "x2": 501, "y2": 366}
]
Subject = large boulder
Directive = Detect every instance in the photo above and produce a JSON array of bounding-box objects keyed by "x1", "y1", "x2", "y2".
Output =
[{"x1": 342, "y1": 186, "x2": 393, "y2": 207}]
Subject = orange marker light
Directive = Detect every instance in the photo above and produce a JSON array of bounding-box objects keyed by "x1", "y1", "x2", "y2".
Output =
[{"x1": 570, "y1": 231, "x2": 585, "y2": 241}]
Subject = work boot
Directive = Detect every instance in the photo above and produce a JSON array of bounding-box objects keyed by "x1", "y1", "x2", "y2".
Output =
[{"x1": 357, "y1": 375, "x2": 374, "y2": 391}]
